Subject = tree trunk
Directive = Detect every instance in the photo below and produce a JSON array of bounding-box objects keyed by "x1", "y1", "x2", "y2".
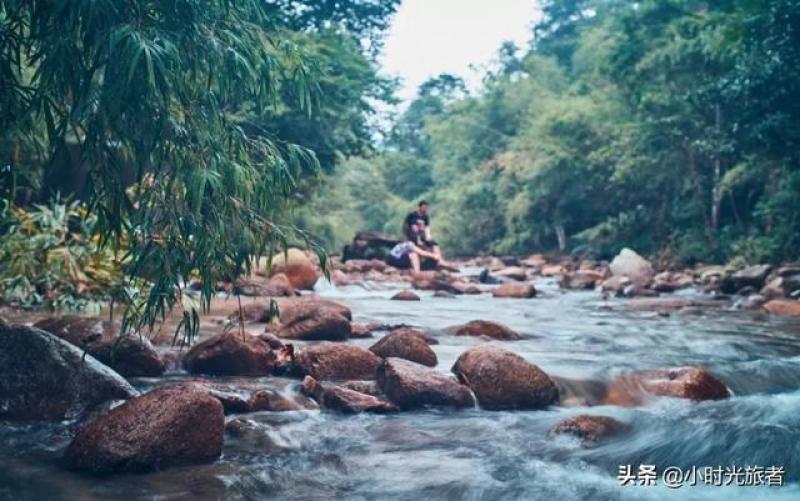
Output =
[{"x1": 554, "y1": 221, "x2": 566, "y2": 251}]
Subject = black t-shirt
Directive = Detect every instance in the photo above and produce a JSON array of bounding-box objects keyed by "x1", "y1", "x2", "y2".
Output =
[{"x1": 404, "y1": 211, "x2": 430, "y2": 228}]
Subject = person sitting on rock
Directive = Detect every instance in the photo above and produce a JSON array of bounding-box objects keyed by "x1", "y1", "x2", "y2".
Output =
[
  {"x1": 404, "y1": 200, "x2": 444, "y2": 262},
  {"x1": 386, "y1": 234, "x2": 439, "y2": 273}
]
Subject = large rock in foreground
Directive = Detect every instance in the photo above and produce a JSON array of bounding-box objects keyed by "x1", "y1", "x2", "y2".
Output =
[
  {"x1": 603, "y1": 366, "x2": 729, "y2": 406},
  {"x1": 444, "y1": 320, "x2": 521, "y2": 341},
  {"x1": 294, "y1": 343, "x2": 382, "y2": 381},
  {"x1": 0, "y1": 320, "x2": 137, "y2": 421},
  {"x1": 65, "y1": 384, "x2": 224, "y2": 473},
  {"x1": 269, "y1": 248, "x2": 320, "y2": 290},
  {"x1": 609, "y1": 248, "x2": 654, "y2": 286},
  {"x1": 377, "y1": 358, "x2": 474, "y2": 410},
  {"x1": 369, "y1": 329, "x2": 438, "y2": 366},
  {"x1": 491, "y1": 282, "x2": 536, "y2": 298},
  {"x1": 183, "y1": 332, "x2": 276, "y2": 376},
  {"x1": 275, "y1": 299, "x2": 351, "y2": 341},
  {"x1": 34, "y1": 316, "x2": 165, "y2": 377},
  {"x1": 452, "y1": 346, "x2": 558, "y2": 410}
]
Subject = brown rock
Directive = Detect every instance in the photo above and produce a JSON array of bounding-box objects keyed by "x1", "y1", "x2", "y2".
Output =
[
  {"x1": 603, "y1": 367, "x2": 729, "y2": 406},
  {"x1": 377, "y1": 358, "x2": 474, "y2": 410},
  {"x1": 600, "y1": 276, "x2": 631, "y2": 294},
  {"x1": 350, "y1": 322, "x2": 374, "y2": 338},
  {"x1": 444, "y1": 320, "x2": 521, "y2": 341},
  {"x1": 392, "y1": 290, "x2": 421, "y2": 301},
  {"x1": 763, "y1": 299, "x2": 800, "y2": 317},
  {"x1": 559, "y1": 270, "x2": 604, "y2": 290},
  {"x1": 550, "y1": 415, "x2": 630, "y2": 445},
  {"x1": 495, "y1": 267, "x2": 528, "y2": 281},
  {"x1": 294, "y1": 343, "x2": 382, "y2": 381},
  {"x1": 521, "y1": 254, "x2": 548, "y2": 268},
  {"x1": 609, "y1": 248, "x2": 654, "y2": 286},
  {"x1": 247, "y1": 389, "x2": 304, "y2": 412},
  {"x1": 540, "y1": 264, "x2": 566, "y2": 276},
  {"x1": 433, "y1": 290, "x2": 456, "y2": 299},
  {"x1": 300, "y1": 376, "x2": 398, "y2": 414},
  {"x1": 183, "y1": 332, "x2": 276, "y2": 376},
  {"x1": 268, "y1": 248, "x2": 320, "y2": 290},
  {"x1": 492, "y1": 282, "x2": 536, "y2": 298},
  {"x1": 275, "y1": 299, "x2": 351, "y2": 341},
  {"x1": 369, "y1": 330, "x2": 438, "y2": 366},
  {"x1": 33, "y1": 316, "x2": 165, "y2": 377},
  {"x1": 452, "y1": 346, "x2": 558, "y2": 410},
  {"x1": 65, "y1": 384, "x2": 224, "y2": 473},
  {"x1": 0, "y1": 320, "x2": 138, "y2": 421}
]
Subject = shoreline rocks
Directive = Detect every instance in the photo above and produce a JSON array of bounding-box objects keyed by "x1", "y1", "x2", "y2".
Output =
[{"x1": 492, "y1": 282, "x2": 536, "y2": 298}]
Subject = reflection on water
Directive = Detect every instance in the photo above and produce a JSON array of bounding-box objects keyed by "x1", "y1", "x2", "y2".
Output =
[{"x1": 2, "y1": 274, "x2": 800, "y2": 500}]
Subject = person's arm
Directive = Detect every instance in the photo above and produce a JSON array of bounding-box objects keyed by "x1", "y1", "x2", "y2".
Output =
[
  {"x1": 411, "y1": 244, "x2": 438, "y2": 260},
  {"x1": 424, "y1": 226, "x2": 432, "y2": 241}
]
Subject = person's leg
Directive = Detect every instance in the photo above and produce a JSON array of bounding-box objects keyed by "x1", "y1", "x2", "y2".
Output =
[{"x1": 408, "y1": 252, "x2": 421, "y2": 273}]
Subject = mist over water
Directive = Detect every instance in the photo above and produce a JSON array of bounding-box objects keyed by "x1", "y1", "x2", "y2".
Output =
[{"x1": 2, "y1": 271, "x2": 800, "y2": 500}]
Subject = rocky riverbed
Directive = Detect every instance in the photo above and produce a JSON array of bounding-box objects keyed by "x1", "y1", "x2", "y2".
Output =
[{"x1": 2, "y1": 250, "x2": 800, "y2": 500}]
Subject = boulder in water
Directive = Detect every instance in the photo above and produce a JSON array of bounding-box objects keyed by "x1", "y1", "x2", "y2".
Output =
[
  {"x1": 268, "y1": 248, "x2": 320, "y2": 290},
  {"x1": 452, "y1": 346, "x2": 558, "y2": 410},
  {"x1": 609, "y1": 248, "x2": 654, "y2": 286},
  {"x1": 559, "y1": 270, "x2": 604, "y2": 290},
  {"x1": 377, "y1": 358, "x2": 474, "y2": 410},
  {"x1": 492, "y1": 282, "x2": 536, "y2": 298},
  {"x1": 0, "y1": 320, "x2": 137, "y2": 421},
  {"x1": 65, "y1": 384, "x2": 224, "y2": 473},
  {"x1": 549, "y1": 414, "x2": 630, "y2": 445},
  {"x1": 33, "y1": 316, "x2": 165, "y2": 377},
  {"x1": 495, "y1": 266, "x2": 528, "y2": 281},
  {"x1": 392, "y1": 290, "x2": 421, "y2": 301},
  {"x1": 300, "y1": 376, "x2": 398, "y2": 413},
  {"x1": 369, "y1": 329, "x2": 438, "y2": 366},
  {"x1": 183, "y1": 332, "x2": 276, "y2": 376},
  {"x1": 275, "y1": 299, "x2": 351, "y2": 341},
  {"x1": 763, "y1": 299, "x2": 800, "y2": 317},
  {"x1": 730, "y1": 265, "x2": 772, "y2": 292},
  {"x1": 444, "y1": 320, "x2": 521, "y2": 341},
  {"x1": 294, "y1": 342, "x2": 382, "y2": 381},
  {"x1": 603, "y1": 366, "x2": 729, "y2": 406}
]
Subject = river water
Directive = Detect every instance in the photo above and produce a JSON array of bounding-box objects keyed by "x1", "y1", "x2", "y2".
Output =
[{"x1": 2, "y1": 270, "x2": 800, "y2": 500}]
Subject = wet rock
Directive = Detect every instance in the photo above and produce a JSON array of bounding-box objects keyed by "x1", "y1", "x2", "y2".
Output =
[
  {"x1": 452, "y1": 346, "x2": 558, "y2": 410},
  {"x1": 600, "y1": 276, "x2": 631, "y2": 295},
  {"x1": 392, "y1": 290, "x2": 421, "y2": 301},
  {"x1": 549, "y1": 415, "x2": 630, "y2": 445},
  {"x1": 451, "y1": 282, "x2": 482, "y2": 294},
  {"x1": 350, "y1": 322, "x2": 374, "y2": 338},
  {"x1": 183, "y1": 332, "x2": 276, "y2": 376},
  {"x1": 603, "y1": 366, "x2": 729, "y2": 406},
  {"x1": 294, "y1": 343, "x2": 382, "y2": 381},
  {"x1": 339, "y1": 380, "x2": 382, "y2": 396},
  {"x1": 540, "y1": 264, "x2": 566, "y2": 276},
  {"x1": 268, "y1": 248, "x2": 320, "y2": 290},
  {"x1": 444, "y1": 320, "x2": 521, "y2": 341},
  {"x1": 609, "y1": 248, "x2": 654, "y2": 287},
  {"x1": 433, "y1": 290, "x2": 456, "y2": 299},
  {"x1": 492, "y1": 282, "x2": 536, "y2": 298},
  {"x1": 410, "y1": 272, "x2": 464, "y2": 294},
  {"x1": 33, "y1": 316, "x2": 165, "y2": 377},
  {"x1": 479, "y1": 268, "x2": 507, "y2": 285},
  {"x1": 763, "y1": 299, "x2": 800, "y2": 317},
  {"x1": 247, "y1": 389, "x2": 305, "y2": 412},
  {"x1": 735, "y1": 294, "x2": 767, "y2": 310},
  {"x1": 338, "y1": 259, "x2": 389, "y2": 274},
  {"x1": 369, "y1": 330, "x2": 438, "y2": 367},
  {"x1": 620, "y1": 284, "x2": 658, "y2": 298},
  {"x1": 627, "y1": 297, "x2": 726, "y2": 312},
  {"x1": 234, "y1": 273, "x2": 296, "y2": 297},
  {"x1": 559, "y1": 270, "x2": 604, "y2": 290},
  {"x1": 495, "y1": 267, "x2": 528, "y2": 281},
  {"x1": 65, "y1": 384, "x2": 224, "y2": 473},
  {"x1": 301, "y1": 376, "x2": 398, "y2": 414},
  {"x1": 730, "y1": 264, "x2": 772, "y2": 291},
  {"x1": 377, "y1": 358, "x2": 474, "y2": 410},
  {"x1": 0, "y1": 320, "x2": 138, "y2": 421},
  {"x1": 761, "y1": 275, "x2": 800, "y2": 299},
  {"x1": 275, "y1": 299, "x2": 352, "y2": 341}
]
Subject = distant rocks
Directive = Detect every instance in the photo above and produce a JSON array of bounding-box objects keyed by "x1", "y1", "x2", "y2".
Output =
[
  {"x1": 603, "y1": 366, "x2": 729, "y2": 406},
  {"x1": 391, "y1": 290, "x2": 421, "y2": 301},
  {"x1": 763, "y1": 299, "x2": 800, "y2": 317},
  {"x1": 65, "y1": 384, "x2": 224, "y2": 473},
  {"x1": 492, "y1": 282, "x2": 536, "y2": 298},
  {"x1": 609, "y1": 248, "x2": 654, "y2": 287},
  {"x1": 444, "y1": 320, "x2": 521, "y2": 341},
  {"x1": 274, "y1": 298, "x2": 351, "y2": 341},
  {"x1": 452, "y1": 346, "x2": 558, "y2": 410},
  {"x1": 268, "y1": 248, "x2": 320, "y2": 290},
  {"x1": 377, "y1": 358, "x2": 474, "y2": 410},
  {"x1": 0, "y1": 320, "x2": 137, "y2": 421}
]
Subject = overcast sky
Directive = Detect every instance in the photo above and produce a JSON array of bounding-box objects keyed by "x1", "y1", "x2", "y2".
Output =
[{"x1": 379, "y1": 0, "x2": 541, "y2": 103}]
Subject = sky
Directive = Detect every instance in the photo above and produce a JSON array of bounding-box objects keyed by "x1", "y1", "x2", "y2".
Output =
[{"x1": 379, "y1": 0, "x2": 541, "y2": 104}]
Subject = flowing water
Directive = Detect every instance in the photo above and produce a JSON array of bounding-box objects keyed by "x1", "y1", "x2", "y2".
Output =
[{"x1": 2, "y1": 270, "x2": 800, "y2": 500}]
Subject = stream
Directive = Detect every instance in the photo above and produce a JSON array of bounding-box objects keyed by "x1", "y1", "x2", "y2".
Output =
[{"x1": 2, "y1": 269, "x2": 800, "y2": 500}]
